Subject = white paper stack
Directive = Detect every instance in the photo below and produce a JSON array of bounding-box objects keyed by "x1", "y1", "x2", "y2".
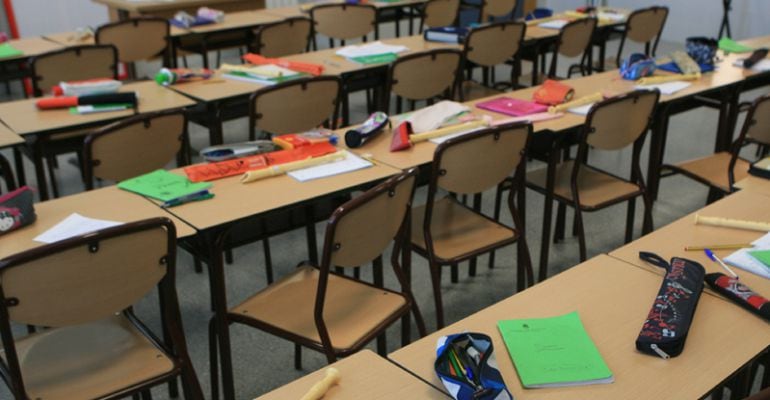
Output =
[
  {"x1": 335, "y1": 41, "x2": 409, "y2": 58},
  {"x1": 635, "y1": 81, "x2": 692, "y2": 95},
  {"x1": 288, "y1": 151, "x2": 373, "y2": 182},
  {"x1": 724, "y1": 232, "x2": 770, "y2": 279},
  {"x1": 34, "y1": 213, "x2": 123, "y2": 244}
]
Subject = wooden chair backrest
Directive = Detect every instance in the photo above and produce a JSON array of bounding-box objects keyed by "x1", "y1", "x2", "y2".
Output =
[
  {"x1": 626, "y1": 6, "x2": 668, "y2": 44},
  {"x1": 423, "y1": 0, "x2": 459, "y2": 29},
  {"x1": 253, "y1": 17, "x2": 312, "y2": 58},
  {"x1": 585, "y1": 90, "x2": 659, "y2": 151},
  {"x1": 310, "y1": 4, "x2": 377, "y2": 40},
  {"x1": 557, "y1": 17, "x2": 596, "y2": 58},
  {"x1": 389, "y1": 49, "x2": 461, "y2": 101},
  {"x1": 96, "y1": 17, "x2": 169, "y2": 62},
  {"x1": 30, "y1": 45, "x2": 118, "y2": 96},
  {"x1": 464, "y1": 21, "x2": 525, "y2": 67}
]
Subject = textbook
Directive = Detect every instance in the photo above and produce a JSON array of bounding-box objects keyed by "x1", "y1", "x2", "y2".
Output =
[
  {"x1": 498, "y1": 311, "x2": 614, "y2": 388},
  {"x1": 423, "y1": 26, "x2": 468, "y2": 44}
]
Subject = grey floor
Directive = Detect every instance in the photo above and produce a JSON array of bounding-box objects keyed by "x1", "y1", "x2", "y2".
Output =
[{"x1": 1, "y1": 24, "x2": 768, "y2": 400}]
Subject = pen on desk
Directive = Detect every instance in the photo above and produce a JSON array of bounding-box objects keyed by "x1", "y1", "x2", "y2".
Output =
[
  {"x1": 685, "y1": 243, "x2": 753, "y2": 251},
  {"x1": 323, "y1": 60, "x2": 342, "y2": 68},
  {"x1": 162, "y1": 191, "x2": 214, "y2": 208},
  {"x1": 704, "y1": 248, "x2": 739, "y2": 278}
]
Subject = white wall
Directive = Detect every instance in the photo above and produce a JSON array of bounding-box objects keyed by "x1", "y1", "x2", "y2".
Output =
[
  {"x1": 543, "y1": 0, "x2": 770, "y2": 42},
  {"x1": 13, "y1": 0, "x2": 109, "y2": 37}
]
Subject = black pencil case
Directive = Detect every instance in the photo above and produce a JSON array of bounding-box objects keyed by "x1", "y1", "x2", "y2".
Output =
[
  {"x1": 749, "y1": 157, "x2": 770, "y2": 180},
  {"x1": 705, "y1": 272, "x2": 770, "y2": 322},
  {"x1": 636, "y1": 252, "x2": 705, "y2": 359}
]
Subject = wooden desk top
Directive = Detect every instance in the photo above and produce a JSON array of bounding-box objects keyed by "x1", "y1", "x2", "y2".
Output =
[
  {"x1": 735, "y1": 176, "x2": 770, "y2": 197},
  {"x1": 181, "y1": 9, "x2": 284, "y2": 34},
  {"x1": 160, "y1": 158, "x2": 400, "y2": 231},
  {"x1": 0, "y1": 37, "x2": 63, "y2": 62},
  {"x1": 0, "y1": 122, "x2": 23, "y2": 149},
  {"x1": 262, "y1": 5, "x2": 306, "y2": 18},
  {"x1": 610, "y1": 189, "x2": 770, "y2": 294},
  {"x1": 389, "y1": 254, "x2": 770, "y2": 400},
  {"x1": 92, "y1": 0, "x2": 262, "y2": 13},
  {"x1": 0, "y1": 186, "x2": 196, "y2": 259},
  {"x1": 0, "y1": 80, "x2": 196, "y2": 136},
  {"x1": 43, "y1": 31, "x2": 96, "y2": 47},
  {"x1": 167, "y1": 71, "x2": 266, "y2": 102},
  {"x1": 254, "y1": 350, "x2": 448, "y2": 399}
]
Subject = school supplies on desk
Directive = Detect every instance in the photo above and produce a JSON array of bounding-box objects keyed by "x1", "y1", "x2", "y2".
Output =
[
  {"x1": 36, "y1": 92, "x2": 137, "y2": 110},
  {"x1": 636, "y1": 73, "x2": 700, "y2": 86},
  {"x1": 533, "y1": 79, "x2": 574, "y2": 105},
  {"x1": 390, "y1": 119, "x2": 489, "y2": 151},
  {"x1": 71, "y1": 103, "x2": 133, "y2": 115},
  {"x1": 694, "y1": 214, "x2": 770, "y2": 232},
  {"x1": 241, "y1": 151, "x2": 346, "y2": 183},
  {"x1": 345, "y1": 111, "x2": 389, "y2": 148},
  {"x1": 155, "y1": 68, "x2": 214, "y2": 86},
  {"x1": 749, "y1": 157, "x2": 770, "y2": 179},
  {"x1": 475, "y1": 97, "x2": 548, "y2": 117},
  {"x1": 0, "y1": 43, "x2": 22, "y2": 59},
  {"x1": 423, "y1": 26, "x2": 468, "y2": 43},
  {"x1": 498, "y1": 311, "x2": 613, "y2": 388},
  {"x1": 185, "y1": 142, "x2": 338, "y2": 182},
  {"x1": 705, "y1": 248, "x2": 739, "y2": 278},
  {"x1": 300, "y1": 368, "x2": 340, "y2": 400},
  {"x1": 272, "y1": 129, "x2": 338, "y2": 149},
  {"x1": 435, "y1": 332, "x2": 513, "y2": 400},
  {"x1": 706, "y1": 273, "x2": 770, "y2": 322},
  {"x1": 220, "y1": 63, "x2": 307, "y2": 85},
  {"x1": 685, "y1": 243, "x2": 753, "y2": 251},
  {"x1": 118, "y1": 169, "x2": 212, "y2": 203},
  {"x1": 335, "y1": 41, "x2": 407, "y2": 64},
  {"x1": 719, "y1": 37, "x2": 754, "y2": 54},
  {"x1": 287, "y1": 150, "x2": 372, "y2": 182},
  {"x1": 548, "y1": 92, "x2": 603, "y2": 114},
  {"x1": 200, "y1": 141, "x2": 279, "y2": 162},
  {"x1": 635, "y1": 80, "x2": 693, "y2": 96},
  {"x1": 637, "y1": 252, "x2": 705, "y2": 359},
  {"x1": 53, "y1": 78, "x2": 122, "y2": 97},
  {"x1": 538, "y1": 19, "x2": 569, "y2": 30},
  {"x1": 33, "y1": 213, "x2": 122, "y2": 244},
  {"x1": 0, "y1": 186, "x2": 36, "y2": 236},
  {"x1": 620, "y1": 53, "x2": 656, "y2": 80},
  {"x1": 724, "y1": 232, "x2": 770, "y2": 279},
  {"x1": 242, "y1": 53, "x2": 324, "y2": 76}
]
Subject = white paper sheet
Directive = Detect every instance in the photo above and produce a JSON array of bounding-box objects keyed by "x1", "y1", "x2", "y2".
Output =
[
  {"x1": 724, "y1": 232, "x2": 770, "y2": 279},
  {"x1": 635, "y1": 81, "x2": 692, "y2": 95},
  {"x1": 597, "y1": 11, "x2": 626, "y2": 22},
  {"x1": 567, "y1": 103, "x2": 595, "y2": 116},
  {"x1": 539, "y1": 19, "x2": 569, "y2": 30},
  {"x1": 429, "y1": 127, "x2": 486, "y2": 144},
  {"x1": 288, "y1": 151, "x2": 373, "y2": 182},
  {"x1": 34, "y1": 213, "x2": 123, "y2": 244},
  {"x1": 335, "y1": 41, "x2": 408, "y2": 58}
]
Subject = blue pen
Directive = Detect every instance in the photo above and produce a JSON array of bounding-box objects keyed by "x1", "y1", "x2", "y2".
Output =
[
  {"x1": 162, "y1": 190, "x2": 214, "y2": 208},
  {"x1": 704, "y1": 248, "x2": 739, "y2": 278}
]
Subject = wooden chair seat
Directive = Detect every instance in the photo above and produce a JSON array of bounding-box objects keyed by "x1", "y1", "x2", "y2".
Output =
[
  {"x1": 527, "y1": 160, "x2": 643, "y2": 210},
  {"x1": 665, "y1": 152, "x2": 750, "y2": 193},
  {"x1": 2, "y1": 315, "x2": 175, "y2": 400},
  {"x1": 411, "y1": 196, "x2": 517, "y2": 263},
  {"x1": 230, "y1": 265, "x2": 408, "y2": 351}
]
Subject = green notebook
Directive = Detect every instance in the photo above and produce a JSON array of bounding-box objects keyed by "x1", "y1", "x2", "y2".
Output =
[
  {"x1": 749, "y1": 250, "x2": 770, "y2": 270},
  {"x1": 0, "y1": 43, "x2": 23, "y2": 59},
  {"x1": 497, "y1": 311, "x2": 614, "y2": 388},
  {"x1": 349, "y1": 52, "x2": 398, "y2": 65},
  {"x1": 719, "y1": 37, "x2": 754, "y2": 54},
  {"x1": 118, "y1": 169, "x2": 211, "y2": 202}
]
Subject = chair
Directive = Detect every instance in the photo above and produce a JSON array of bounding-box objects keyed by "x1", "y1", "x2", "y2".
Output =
[
  {"x1": 251, "y1": 17, "x2": 312, "y2": 57},
  {"x1": 462, "y1": 0, "x2": 517, "y2": 24},
  {"x1": 548, "y1": 17, "x2": 597, "y2": 79},
  {"x1": 411, "y1": 123, "x2": 534, "y2": 328},
  {"x1": 459, "y1": 21, "x2": 526, "y2": 100},
  {"x1": 28, "y1": 45, "x2": 119, "y2": 198},
  {"x1": 0, "y1": 154, "x2": 15, "y2": 192},
  {"x1": 527, "y1": 90, "x2": 660, "y2": 280},
  {"x1": 615, "y1": 6, "x2": 669, "y2": 68},
  {"x1": 662, "y1": 94, "x2": 770, "y2": 200},
  {"x1": 0, "y1": 218, "x2": 204, "y2": 400},
  {"x1": 29, "y1": 45, "x2": 118, "y2": 97},
  {"x1": 95, "y1": 17, "x2": 170, "y2": 78},
  {"x1": 309, "y1": 3, "x2": 378, "y2": 49},
  {"x1": 385, "y1": 48, "x2": 462, "y2": 113},
  {"x1": 82, "y1": 109, "x2": 189, "y2": 190},
  {"x1": 419, "y1": 0, "x2": 460, "y2": 32},
  {"x1": 248, "y1": 75, "x2": 341, "y2": 140},
  {"x1": 210, "y1": 169, "x2": 426, "y2": 395}
]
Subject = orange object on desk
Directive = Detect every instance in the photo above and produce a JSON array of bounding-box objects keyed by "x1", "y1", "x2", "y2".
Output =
[
  {"x1": 242, "y1": 53, "x2": 324, "y2": 76},
  {"x1": 184, "y1": 142, "x2": 337, "y2": 182}
]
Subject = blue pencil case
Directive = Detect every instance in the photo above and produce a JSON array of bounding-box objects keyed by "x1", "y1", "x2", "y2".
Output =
[{"x1": 435, "y1": 332, "x2": 513, "y2": 400}]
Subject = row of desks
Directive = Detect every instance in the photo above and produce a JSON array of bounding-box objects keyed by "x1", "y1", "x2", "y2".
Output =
[{"x1": 254, "y1": 181, "x2": 770, "y2": 400}]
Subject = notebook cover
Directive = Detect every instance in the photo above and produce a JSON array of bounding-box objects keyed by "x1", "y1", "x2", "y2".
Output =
[{"x1": 476, "y1": 97, "x2": 549, "y2": 117}]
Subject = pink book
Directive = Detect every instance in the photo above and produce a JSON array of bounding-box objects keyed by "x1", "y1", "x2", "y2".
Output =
[{"x1": 475, "y1": 97, "x2": 548, "y2": 117}]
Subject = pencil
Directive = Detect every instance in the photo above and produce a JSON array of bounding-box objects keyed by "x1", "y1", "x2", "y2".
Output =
[{"x1": 685, "y1": 243, "x2": 753, "y2": 251}]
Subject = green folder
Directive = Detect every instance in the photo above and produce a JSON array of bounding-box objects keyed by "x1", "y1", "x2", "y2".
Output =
[
  {"x1": 719, "y1": 38, "x2": 754, "y2": 54},
  {"x1": 749, "y1": 250, "x2": 770, "y2": 270},
  {"x1": 0, "y1": 43, "x2": 23, "y2": 59},
  {"x1": 498, "y1": 311, "x2": 613, "y2": 388},
  {"x1": 118, "y1": 169, "x2": 211, "y2": 202},
  {"x1": 349, "y1": 52, "x2": 398, "y2": 65}
]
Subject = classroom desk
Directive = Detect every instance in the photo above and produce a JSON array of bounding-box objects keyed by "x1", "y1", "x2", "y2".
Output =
[
  {"x1": 609, "y1": 189, "x2": 770, "y2": 295},
  {"x1": 389, "y1": 254, "x2": 770, "y2": 400},
  {"x1": 0, "y1": 123, "x2": 23, "y2": 150},
  {"x1": 0, "y1": 37, "x2": 64, "y2": 89},
  {"x1": 0, "y1": 80, "x2": 196, "y2": 200},
  {"x1": 93, "y1": 0, "x2": 267, "y2": 20},
  {"x1": 254, "y1": 350, "x2": 449, "y2": 399},
  {"x1": 735, "y1": 175, "x2": 770, "y2": 197},
  {"x1": 42, "y1": 31, "x2": 96, "y2": 47},
  {"x1": 0, "y1": 185, "x2": 196, "y2": 260},
  {"x1": 155, "y1": 160, "x2": 401, "y2": 400}
]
